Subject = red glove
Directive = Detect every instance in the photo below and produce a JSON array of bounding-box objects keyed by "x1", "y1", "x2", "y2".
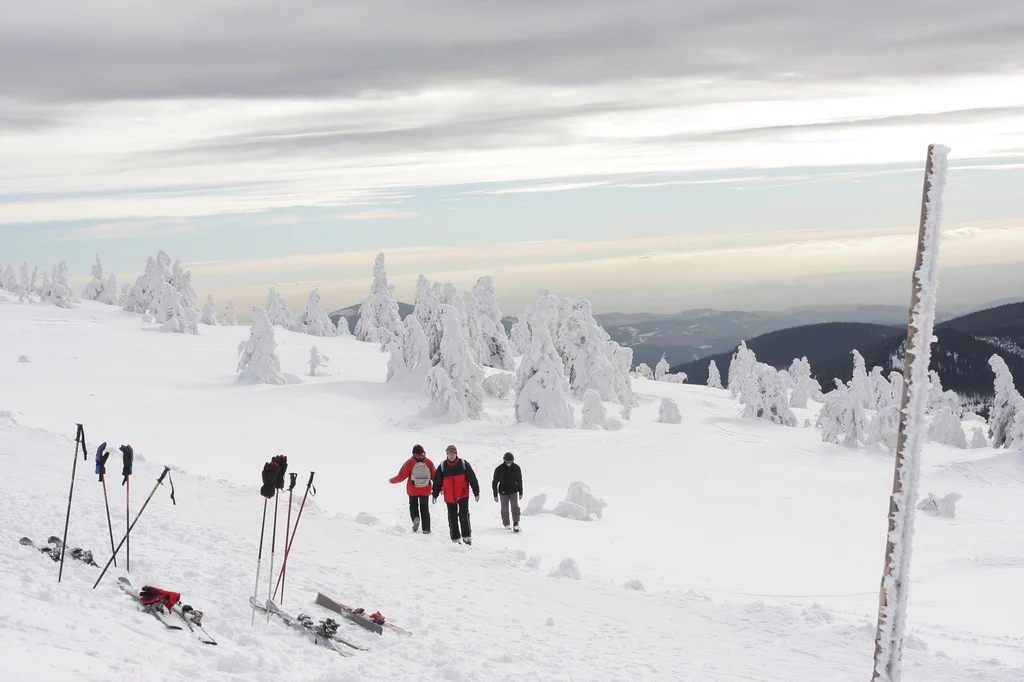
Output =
[{"x1": 139, "y1": 585, "x2": 181, "y2": 610}]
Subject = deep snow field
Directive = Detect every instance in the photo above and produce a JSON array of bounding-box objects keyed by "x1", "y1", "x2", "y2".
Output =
[{"x1": 1, "y1": 301, "x2": 1022, "y2": 681}]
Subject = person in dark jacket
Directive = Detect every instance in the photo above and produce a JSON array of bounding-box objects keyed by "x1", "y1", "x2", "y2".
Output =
[
  {"x1": 492, "y1": 452, "x2": 523, "y2": 532},
  {"x1": 432, "y1": 444, "x2": 480, "y2": 545},
  {"x1": 389, "y1": 444, "x2": 436, "y2": 533}
]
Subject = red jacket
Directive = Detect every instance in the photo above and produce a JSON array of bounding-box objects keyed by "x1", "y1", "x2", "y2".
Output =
[
  {"x1": 390, "y1": 455, "x2": 436, "y2": 497},
  {"x1": 431, "y1": 457, "x2": 480, "y2": 504}
]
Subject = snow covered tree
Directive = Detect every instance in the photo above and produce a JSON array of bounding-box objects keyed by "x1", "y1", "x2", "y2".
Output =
[
  {"x1": 413, "y1": 274, "x2": 437, "y2": 332},
  {"x1": 580, "y1": 390, "x2": 609, "y2": 430},
  {"x1": 152, "y1": 281, "x2": 196, "y2": 334},
  {"x1": 707, "y1": 360, "x2": 723, "y2": 389},
  {"x1": 849, "y1": 350, "x2": 871, "y2": 409},
  {"x1": 635, "y1": 363, "x2": 654, "y2": 380},
  {"x1": 509, "y1": 313, "x2": 528, "y2": 354},
  {"x1": 661, "y1": 372, "x2": 688, "y2": 383},
  {"x1": 265, "y1": 287, "x2": 295, "y2": 330},
  {"x1": 658, "y1": 397, "x2": 682, "y2": 424},
  {"x1": 200, "y1": 294, "x2": 218, "y2": 325},
  {"x1": 608, "y1": 341, "x2": 637, "y2": 419},
  {"x1": 558, "y1": 298, "x2": 631, "y2": 403},
  {"x1": 790, "y1": 357, "x2": 822, "y2": 409},
  {"x1": 867, "y1": 405, "x2": 901, "y2": 453},
  {"x1": 462, "y1": 288, "x2": 486, "y2": 365},
  {"x1": 817, "y1": 379, "x2": 867, "y2": 446},
  {"x1": 869, "y1": 366, "x2": 893, "y2": 409},
  {"x1": 654, "y1": 355, "x2": 670, "y2": 381},
  {"x1": 224, "y1": 300, "x2": 239, "y2": 325},
  {"x1": 2, "y1": 265, "x2": 16, "y2": 292},
  {"x1": 482, "y1": 372, "x2": 516, "y2": 399},
  {"x1": 521, "y1": 290, "x2": 561, "y2": 352},
  {"x1": 927, "y1": 408, "x2": 967, "y2": 448},
  {"x1": 355, "y1": 252, "x2": 403, "y2": 345},
  {"x1": 472, "y1": 275, "x2": 515, "y2": 370},
  {"x1": 335, "y1": 314, "x2": 351, "y2": 336},
  {"x1": 739, "y1": 363, "x2": 797, "y2": 426},
  {"x1": 926, "y1": 369, "x2": 946, "y2": 413},
  {"x1": 728, "y1": 341, "x2": 756, "y2": 397},
  {"x1": 17, "y1": 263, "x2": 32, "y2": 302},
  {"x1": 970, "y1": 428, "x2": 988, "y2": 449},
  {"x1": 424, "y1": 304, "x2": 485, "y2": 420},
  {"x1": 387, "y1": 315, "x2": 430, "y2": 383},
  {"x1": 515, "y1": 325, "x2": 574, "y2": 428},
  {"x1": 309, "y1": 346, "x2": 330, "y2": 377},
  {"x1": 237, "y1": 306, "x2": 285, "y2": 385},
  {"x1": 81, "y1": 255, "x2": 118, "y2": 305},
  {"x1": 38, "y1": 261, "x2": 75, "y2": 308},
  {"x1": 988, "y1": 354, "x2": 1022, "y2": 448},
  {"x1": 294, "y1": 288, "x2": 335, "y2": 336}
]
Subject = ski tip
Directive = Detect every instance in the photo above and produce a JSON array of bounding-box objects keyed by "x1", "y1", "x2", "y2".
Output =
[{"x1": 19, "y1": 537, "x2": 33, "y2": 546}]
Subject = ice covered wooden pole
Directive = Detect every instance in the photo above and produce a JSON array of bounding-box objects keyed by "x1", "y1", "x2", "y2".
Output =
[{"x1": 872, "y1": 144, "x2": 950, "y2": 681}]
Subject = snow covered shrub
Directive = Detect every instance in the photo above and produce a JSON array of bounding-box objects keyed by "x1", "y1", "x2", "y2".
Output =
[
  {"x1": 521, "y1": 289, "x2": 561, "y2": 351},
  {"x1": 707, "y1": 360, "x2": 723, "y2": 389},
  {"x1": 547, "y1": 558, "x2": 581, "y2": 580},
  {"x1": 515, "y1": 325, "x2": 574, "y2": 428},
  {"x1": 200, "y1": 294, "x2": 218, "y2": 325},
  {"x1": 927, "y1": 408, "x2": 967, "y2": 448},
  {"x1": 580, "y1": 390, "x2": 609, "y2": 429},
  {"x1": 917, "y1": 492, "x2": 961, "y2": 518},
  {"x1": 654, "y1": 354, "x2": 670, "y2": 381},
  {"x1": 661, "y1": 372, "x2": 687, "y2": 384},
  {"x1": 335, "y1": 314, "x2": 350, "y2": 336},
  {"x1": 2, "y1": 265, "x2": 17, "y2": 292},
  {"x1": 265, "y1": 287, "x2": 295, "y2": 330},
  {"x1": 658, "y1": 397, "x2": 682, "y2": 424},
  {"x1": 635, "y1": 363, "x2": 654, "y2": 380},
  {"x1": 472, "y1": 275, "x2": 515, "y2": 370},
  {"x1": 461, "y1": 288, "x2": 486, "y2": 365},
  {"x1": 869, "y1": 366, "x2": 893, "y2": 409},
  {"x1": 39, "y1": 261, "x2": 75, "y2": 308},
  {"x1": 817, "y1": 380, "x2": 867, "y2": 447},
  {"x1": 294, "y1": 288, "x2": 335, "y2": 336},
  {"x1": 867, "y1": 405, "x2": 901, "y2": 453},
  {"x1": 482, "y1": 372, "x2": 516, "y2": 399},
  {"x1": 387, "y1": 315, "x2": 431, "y2": 384},
  {"x1": 739, "y1": 363, "x2": 797, "y2": 426},
  {"x1": 988, "y1": 354, "x2": 1022, "y2": 448},
  {"x1": 81, "y1": 256, "x2": 118, "y2": 305},
  {"x1": 522, "y1": 493, "x2": 548, "y2": 516},
  {"x1": 237, "y1": 306, "x2": 286, "y2": 385},
  {"x1": 565, "y1": 481, "x2": 607, "y2": 519},
  {"x1": 224, "y1": 300, "x2": 239, "y2": 325},
  {"x1": 424, "y1": 304, "x2": 485, "y2": 420},
  {"x1": 308, "y1": 345, "x2": 330, "y2": 377},
  {"x1": 18, "y1": 355, "x2": 30, "y2": 363},
  {"x1": 728, "y1": 341, "x2": 756, "y2": 397},
  {"x1": 559, "y1": 298, "x2": 632, "y2": 402},
  {"x1": 969, "y1": 428, "x2": 988, "y2": 449},
  {"x1": 623, "y1": 579, "x2": 645, "y2": 591},
  {"x1": 355, "y1": 252, "x2": 403, "y2": 345},
  {"x1": 152, "y1": 282, "x2": 189, "y2": 334},
  {"x1": 550, "y1": 501, "x2": 590, "y2": 521},
  {"x1": 413, "y1": 274, "x2": 437, "y2": 333}
]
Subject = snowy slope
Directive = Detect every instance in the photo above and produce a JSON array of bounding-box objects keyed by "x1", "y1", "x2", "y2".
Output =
[{"x1": 1, "y1": 301, "x2": 1022, "y2": 681}]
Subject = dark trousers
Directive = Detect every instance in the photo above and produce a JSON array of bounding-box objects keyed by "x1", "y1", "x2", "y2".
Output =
[
  {"x1": 408, "y1": 495, "x2": 430, "y2": 532},
  {"x1": 445, "y1": 498, "x2": 471, "y2": 541}
]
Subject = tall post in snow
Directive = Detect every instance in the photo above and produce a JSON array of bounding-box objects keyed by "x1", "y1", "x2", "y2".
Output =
[{"x1": 871, "y1": 144, "x2": 950, "y2": 681}]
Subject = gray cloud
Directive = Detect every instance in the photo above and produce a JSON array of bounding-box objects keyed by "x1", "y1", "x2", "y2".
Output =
[{"x1": 2, "y1": 1, "x2": 1022, "y2": 103}]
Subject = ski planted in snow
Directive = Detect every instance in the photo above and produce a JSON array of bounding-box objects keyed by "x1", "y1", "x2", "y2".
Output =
[
  {"x1": 118, "y1": 577, "x2": 183, "y2": 630},
  {"x1": 315, "y1": 591, "x2": 411, "y2": 636},
  {"x1": 250, "y1": 597, "x2": 354, "y2": 656},
  {"x1": 48, "y1": 535, "x2": 100, "y2": 566}
]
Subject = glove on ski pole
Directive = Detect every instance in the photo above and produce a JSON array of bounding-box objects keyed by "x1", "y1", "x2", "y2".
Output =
[
  {"x1": 272, "y1": 455, "x2": 288, "y2": 489},
  {"x1": 120, "y1": 444, "x2": 134, "y2": 485},
  {"x1": 95, "y1": 442, "x2": 109, "y2": 482},
  {"x1": 260, "y1": 461, "x2": 279, "y2": 499}
]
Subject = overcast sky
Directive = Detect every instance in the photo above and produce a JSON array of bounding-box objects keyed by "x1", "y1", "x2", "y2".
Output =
[{"x1": 2, "y1": 0, "x2": 1023, "y2": 315}]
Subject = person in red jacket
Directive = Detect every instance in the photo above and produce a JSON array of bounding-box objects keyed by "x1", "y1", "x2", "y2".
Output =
[
  {"x1": 389, "y1": 444, "x2": 436, "y2": 533},
  {"x1": 431, "y1": 444, "x2": 480, "y2": 545}
]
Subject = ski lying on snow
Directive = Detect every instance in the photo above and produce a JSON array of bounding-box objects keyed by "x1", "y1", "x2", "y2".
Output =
[
  {"x1": 250, "y1": 597, "x2": 354, "y2": 657},
  {"x1": 315, "y1": 591, "x2": 411, "y2": 636},
  {"x1": 172, "y1": 605, "x2": 218, "y2": 645},
  {"x1": 118, "y1": 577, "x2": 183, "y2": 630},
  {"x1": 19, "y1": 536, "x2": 98, "y2": 567},
  {"x1": 48, "y1": 535, "x2": 100, "y2": 566}
]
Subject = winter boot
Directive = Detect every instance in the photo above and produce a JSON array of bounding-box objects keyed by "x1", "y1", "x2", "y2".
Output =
[
  {"x1": 513, "y1": 525, "x2": 520, "y2": 533},
  {"x1": 504, "y1": 524, "x2": 511, "y2": 530},
  {"x1": 463, "y1": 536, "x2": 472, "y2": 546},
  {"x1": 412, "y1": 517, "x2": 420, "y2": 532}
]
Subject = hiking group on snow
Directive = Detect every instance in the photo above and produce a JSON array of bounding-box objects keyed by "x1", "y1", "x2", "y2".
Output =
[{"x1": 390, "y1": 444, "x2": 524, "y2": 544}]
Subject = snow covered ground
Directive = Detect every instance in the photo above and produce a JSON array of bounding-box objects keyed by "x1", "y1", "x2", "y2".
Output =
[{"x1": 1, "y1": 301, "x2": 1022, "y2": 681}]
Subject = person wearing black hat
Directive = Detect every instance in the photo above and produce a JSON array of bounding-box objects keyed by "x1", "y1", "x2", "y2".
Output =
[{"x1": 492, "y1": 452, "x2": 523, "y2": 532}]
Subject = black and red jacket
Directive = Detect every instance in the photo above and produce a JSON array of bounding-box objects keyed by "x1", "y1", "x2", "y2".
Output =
[{"x1": 432, "y1": 457, "x2": 480, "y2": 504}]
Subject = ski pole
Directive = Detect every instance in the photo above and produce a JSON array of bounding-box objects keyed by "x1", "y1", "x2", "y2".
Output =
[
  {"x1": 120, "y1": 445, "x2": 134, "y2": 573},
  {"x1": 273, "y1": 472, "x2": 315, "y2": 601},
  {"x1": 95, "y1": 443, "x2": 117, "y2": 568},
  {"x1": 93, "y1": 466, "x2": 175, "y2": 589},
  {"x1": 250, "y1": 497, "x2": 269, "y2": 626},
  {"x1": 266, "y1": 489, "x2": 280, "y2": 622},
  {"x1": 59, "y1": 424, "x2": 88, "y2": 583},
  {"x1": 277, "y1": 472, "x2": 297, "y2": 603}
]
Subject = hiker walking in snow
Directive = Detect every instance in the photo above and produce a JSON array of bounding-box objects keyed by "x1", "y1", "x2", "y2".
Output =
[
  {"x1": 492, "y1": 452, "x2": 523, "y2": 532},
  {"x1": 432, "y1": 444, "x2": 480, "y2": 545},
  {"x1": 389, "y1": 444, "x2": 435, "y2": 534}
]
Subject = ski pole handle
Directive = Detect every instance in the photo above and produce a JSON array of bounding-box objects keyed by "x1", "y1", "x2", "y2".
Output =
[
  {"x1": 288, "y1": 473, "x2": 297, "y2": 491},
  {"x1": 306, "y1": 472, "x2": 315, "y2": 487}
]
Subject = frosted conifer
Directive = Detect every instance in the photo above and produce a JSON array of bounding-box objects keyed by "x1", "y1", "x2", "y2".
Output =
[
  {"x1": 237, "y1": 306, "x2": 285, "y2": 384},
  {"x1": 200, "y1": 295, "x2": 218, "y2": 325},
  {"x1": 224, "y1": 300, "x2": 239, "y2": 325},
  {"x1": 707, "y1": 360, "x2": 723, "y2": 389}
]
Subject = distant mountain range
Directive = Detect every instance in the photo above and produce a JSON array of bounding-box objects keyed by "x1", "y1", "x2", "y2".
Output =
[
  {"x1": 670, "y1": 301, "x2": 1024, "y2": 409},
  {"x1": 329, "y1": 302, "x2": 415, "y2": 330}
]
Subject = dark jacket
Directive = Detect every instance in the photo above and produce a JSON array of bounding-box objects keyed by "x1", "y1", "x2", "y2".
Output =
[
  {"x1": 492, "y1": 462, "x2": 523, "y2": 497},
  {"x1": 432, "y1": 457, "x2": 480, "y2": 504}
]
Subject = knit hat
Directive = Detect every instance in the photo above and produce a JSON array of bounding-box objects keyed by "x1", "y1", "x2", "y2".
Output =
[
  {"x1": 503, "y1": 452, "x2": 514, "y2": 462},
  {"x1": 446, "y1": 444, "x2": 458, "y2": 455},
  {"x1": 412, "y1": 444, "x2": 425, "y2": 455}
]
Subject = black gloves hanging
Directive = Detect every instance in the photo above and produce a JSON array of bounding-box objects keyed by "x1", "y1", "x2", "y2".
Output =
[
  {"x1": 260, "y1": 461, "x2": 279, "y2": 498},
  {"x1": 272, "y1": 455, "x2": 288, "y2": 490},
  {"x1": 120, "y1": 444, "x2": 134, "y2": 485}
]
